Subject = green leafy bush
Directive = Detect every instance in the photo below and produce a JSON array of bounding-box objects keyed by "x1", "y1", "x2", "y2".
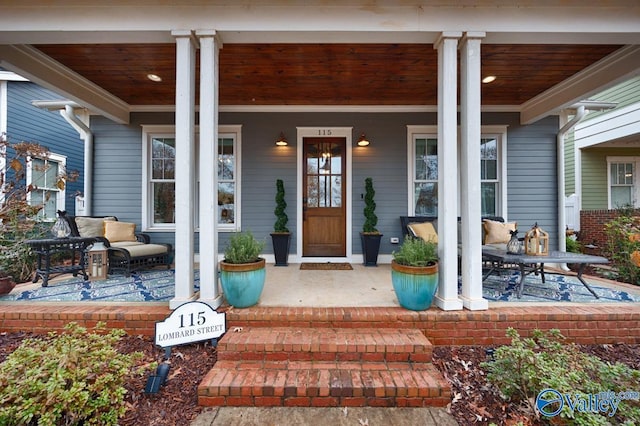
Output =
[
  {"x1": 565, "y1": 235, "x2": 582, "y2": 254},
  {"x1": 481, "y1": 328, "x2": 640, "y2": 425},
  {"x1": 604, "y1": 210, "x2": 640, "y2": 285},
  {"x1": 392, "y1": 236, "x2": 438, "y2": 267},
  {"x1": 223, "y1": 231, "x2": 265, "y2": 264},
  {"x1": 0, "y1": 322, "x2": 145, "y2": 426}
]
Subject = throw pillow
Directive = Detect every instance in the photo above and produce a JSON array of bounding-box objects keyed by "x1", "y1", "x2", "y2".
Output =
[
  {"x1": 483, "y1": 219, "x2": 517, "y2": 245},
  {"x1": 407, "y1": 222, "x2": 438, "y2": 243},
  {"x1": 75, "y1": 216, "x2": 115, "y2": 238},
  {"x1": 104, "y1": 221, "x2": 137, "y2": 243}
]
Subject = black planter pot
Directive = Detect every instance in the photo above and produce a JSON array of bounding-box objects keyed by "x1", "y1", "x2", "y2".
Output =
[
  {"x1": 360, "y1": 232, "x2": 383, "y2": 267},
  {"x1": 271, "y1": 233, "x2": 291, "y2": 266}
]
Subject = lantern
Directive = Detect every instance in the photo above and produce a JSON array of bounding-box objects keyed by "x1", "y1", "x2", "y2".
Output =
[
  {"x1": 89, "y1": 242, "x2": 108, "y2": 280},
  {"x1": 524, "y1": 223, "x2": 549, "y2": 256}
]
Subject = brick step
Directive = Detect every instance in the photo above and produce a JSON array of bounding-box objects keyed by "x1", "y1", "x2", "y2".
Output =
[
  {"x1": 217, "y1": 327, "x2": 433, "y2": 363},
  {"x1": 198, "y1": 360, "x2": 451, "y2": 408}
]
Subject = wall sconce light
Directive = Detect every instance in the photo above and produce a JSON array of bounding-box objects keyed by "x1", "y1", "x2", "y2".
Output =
[
  {"x1": 357, "y1": 133, "x2": 370, "y2": 147},
  {"x1": 275, "y1": 132, "x2": 288, "y2": 146}
]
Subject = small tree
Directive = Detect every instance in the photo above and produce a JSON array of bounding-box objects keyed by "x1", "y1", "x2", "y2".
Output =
[
  {"x1": 604, "y1": 207, "x2": 640, "y2": 285},
  {"x1": 273, "y1": 179, "x2": 289, "y2": 233},
  {"x1": 362, "y1": 177, "x2": 378, "y2": 233},
  {"x1": 1, "y1": 135, "x2": 69, "y2": 282}
]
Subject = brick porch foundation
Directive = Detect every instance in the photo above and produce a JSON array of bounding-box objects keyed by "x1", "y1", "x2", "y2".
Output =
[{"x1": 0, "y1": 304, "x2": 638, "y2": 346}]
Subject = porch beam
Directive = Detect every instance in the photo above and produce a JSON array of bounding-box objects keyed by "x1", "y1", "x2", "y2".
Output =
[
  {"x1": 459, "y1": 32, "x2": 489, "y2": 311},
  {"x1": 170, "y1": 30, "x2": 199, "y2": 309},
  {"x1": 521, "y1": 45, "x2": 640, "y2": 125},
  {"x1": 196, "y1": 29, "x2": 224, "y2": 308},
  {"x1": 0, "y1": 44, "x2": 130, "y2": 124},
  {"x1": 434, "y1": 32, "x2": 463, "y2": 311}
]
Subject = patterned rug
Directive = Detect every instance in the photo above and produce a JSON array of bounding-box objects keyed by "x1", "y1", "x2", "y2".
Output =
[
  {"x1": 0, "y1": 270, "x2": 199, "y2": 303},
  {"x1": 480, "y1": 270, "x2": 638, "y2": 303},
  {"x1": 300, "y1": 263, "x2": 353, "y2": 270}
]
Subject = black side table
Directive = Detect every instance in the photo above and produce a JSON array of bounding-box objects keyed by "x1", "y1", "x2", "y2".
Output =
[{"x1": 26, "y1": 237, "x2": 96, "y2": 287}]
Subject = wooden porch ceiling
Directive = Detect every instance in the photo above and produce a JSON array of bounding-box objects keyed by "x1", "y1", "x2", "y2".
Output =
[{"x1": 34, "y1": 43, "x2": 622, "y2": 107}]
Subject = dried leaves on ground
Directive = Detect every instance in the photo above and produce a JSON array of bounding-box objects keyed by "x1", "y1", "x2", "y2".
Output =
[{"x1": 1, "y1": 331, "x2": 638, "y2": 425}]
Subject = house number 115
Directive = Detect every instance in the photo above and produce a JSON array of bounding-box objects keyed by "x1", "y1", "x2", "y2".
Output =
[{"x1": 318, "y1": 129, "x2": 332, "y2": 135}]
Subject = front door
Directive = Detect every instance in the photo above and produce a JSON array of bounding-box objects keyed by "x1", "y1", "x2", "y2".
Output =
[{"x1": 303, "y1": 137, "x2": 346, "y2": 256}]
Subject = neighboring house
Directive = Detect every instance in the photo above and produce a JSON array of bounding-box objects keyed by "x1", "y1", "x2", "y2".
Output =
[
  {"x1": 0, "y1": 70, "x2": 84, "y2": 220},
  {"x1": 562, "y1": 76, "x2": 640, "y2": 248},
  {"x1": 0, "y1": 2, "x2": 638, "y2": 311}
]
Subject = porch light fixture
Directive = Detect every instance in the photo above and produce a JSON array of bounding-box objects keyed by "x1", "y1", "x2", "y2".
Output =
[
  {"x1": 482, "y1": 75, "x2": 496, "y2": 84},
  {"x1": 357, "y1": 133, "x2": 370, "y2": 147},
  {"x1": 147, "y1": 73, "x2": 162, "y2": 82},
  {"x1": 275, "y1": 132, "x2": 288, "y2": 146}
]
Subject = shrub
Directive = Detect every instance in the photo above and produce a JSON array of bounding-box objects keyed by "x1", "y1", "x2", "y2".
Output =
[
  {"x1": 0, "y1": 322, "x2": 145, "y2": 426},
  {"x1": 223, "y1": 231, "x2": 265, "y2": 264},
  {"x1": 603, "y1": 210, "x2": 640, "y2": 285},
  {"x1": 565, "y1": 234, "x2": 582, "y2": 254},
  {"x1": 362, "y1": 177, "x2": 379, "y2": 233},
  {"x1": 392, "y1": 236, "x2": 438, "y2": 267},
  {"x1": 273, "y1": 179, "x2": 289, "y2": 233},
  {"x1": 481, "y1": 328, "x2": 640, "y2": 425}
]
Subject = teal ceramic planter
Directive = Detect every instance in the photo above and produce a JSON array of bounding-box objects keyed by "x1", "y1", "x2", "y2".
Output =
[
  {"x1": 391, "y1": 260, "x2": 439, "y2": 311},
  {"x1": 219, "y1": 258, "x2": 266, "y2": 308}
]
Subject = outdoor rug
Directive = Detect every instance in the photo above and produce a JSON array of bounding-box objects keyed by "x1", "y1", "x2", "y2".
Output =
[
  {"x1": 0, "y1": 270, "x2": 199, "y2": 303},
  {"x1": 300, "y1": 262, "x2": 353, "y2": 271},
  {"x1": 479, "y1": 271, "x2": 638, "y2": 303}
]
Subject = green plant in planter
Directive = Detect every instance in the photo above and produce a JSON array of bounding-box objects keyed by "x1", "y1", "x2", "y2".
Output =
[
  {"x1": 223, "y1": 231, "x2": 265, "y2": 264},
  {"x1": 392, "y1": 236, "x2": 438, "y2": 267},
  {"x1": 273, "y1": 179, "x2": 289, "y2": 233},
  {"x1": 362, "y1": 177, "x2": 378, "y2": 234},
  {"x1": 391, "y1": 236, "x2": 439, "y2": 310},
  {"x1": 361, "y1": 177, "x2": 383, "y2": 266},
  {"x1": 220, "y1": 231, "x2": 267, "y2": 308}
]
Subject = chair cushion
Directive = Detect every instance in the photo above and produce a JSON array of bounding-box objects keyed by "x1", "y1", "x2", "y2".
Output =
[
  {"x1": 483, "y1": 219, "x2": 517, "y2": 244},
  {"x1": 104, "y1": 221, "x2": 137, "y2": 242},
  {"x1": 75, "y1": 216, "x2": 116, "y2": 238},
  {"x1": 111, "y1": 242, "x2": 169, "y2": 257},
  {"x1": 407, "y1": 222, "x2": 438, "y2": 243}
]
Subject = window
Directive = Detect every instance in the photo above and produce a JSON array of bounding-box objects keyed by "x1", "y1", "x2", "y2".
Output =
[
  {"x1": 143, "y1": 125, "x2": 241, "y2": 231},
  {"x1": 407, "y1": 126, "x2": 507, "y2": 217},
  {"x1": 27, "y1": 153, "x2": 66, "y2": 221},
  {"x1": 607, "y1": 157, "x2": 639, "y2": 208}
]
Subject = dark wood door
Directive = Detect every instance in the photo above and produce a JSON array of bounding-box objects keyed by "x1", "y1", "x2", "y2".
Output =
[{"x1": 303, "y1": 137, "x2": 346, "y2": 256}]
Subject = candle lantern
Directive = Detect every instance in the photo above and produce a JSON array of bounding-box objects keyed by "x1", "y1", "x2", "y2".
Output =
[
  {"x1": 89, "y1": 241, "x2": 108, "y2": 280},
  {"x1": 524, "y1": 222, "x2": 549, "y2": 256}
]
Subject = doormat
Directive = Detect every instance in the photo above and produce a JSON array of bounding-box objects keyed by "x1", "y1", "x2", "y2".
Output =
[{"x1": 300, "y1": 263, "x2": 353, "y2": 271}]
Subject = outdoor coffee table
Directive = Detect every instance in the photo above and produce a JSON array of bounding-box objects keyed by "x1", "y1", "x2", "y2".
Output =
[
  {"x1": 26, "y1": 237, "x2": 96, "y2": 287},
  {"x1": 481, "y1": 248, "x2": 609, "y2": 299}
]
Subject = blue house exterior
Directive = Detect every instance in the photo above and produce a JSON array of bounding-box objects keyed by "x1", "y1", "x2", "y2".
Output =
[
  {"x1": 1, "y1": 2, "x2": 637, "y2": 311},
  {"x1": 1, "y1": 71, "x2": 84, "y2": 218}
]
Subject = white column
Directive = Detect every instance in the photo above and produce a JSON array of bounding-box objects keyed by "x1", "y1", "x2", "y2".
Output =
[
  {"x1": 434, "y1": 32, "x2": 463, "y2": 311},
  {"x1": 196, "y1": 30, "x2": 223, "y2": 308},
  {"x1": 460, "y1": 32, "x2": 489, "y2": 310},
  {"x1": 170, "y1": 30, "x2": 198, "y2": 309}
]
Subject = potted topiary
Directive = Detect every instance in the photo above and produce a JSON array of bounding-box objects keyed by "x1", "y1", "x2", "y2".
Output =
[
  {"x1": 219, "y1": 231, "x2": 266, "y2": 308},
  {"x1": 360, "y1": 177, "x2": 383, "y2": 266},
  {"x1": 270, "y1": 179, "x2": 291, "y2": 266},
  {"x1": 391, "y1": 236, "x2": 439, "y2": 311}
]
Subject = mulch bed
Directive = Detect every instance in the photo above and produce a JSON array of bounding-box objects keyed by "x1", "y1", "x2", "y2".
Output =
[{"x1": 1, "y1": 331, "x2": 638, "y2": 425}]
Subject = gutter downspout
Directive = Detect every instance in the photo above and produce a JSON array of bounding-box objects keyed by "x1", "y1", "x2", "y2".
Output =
[
  {"x1": 558, "y1": 105, "x2": 586, "y2": 270},
  {"x1": 60, "y1": 105, "x2": 93, "y2": 216}
]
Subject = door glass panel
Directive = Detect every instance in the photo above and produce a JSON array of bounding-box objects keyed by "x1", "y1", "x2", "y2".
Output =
[{"x1": 306, "y1": 141, "x2": 342, "y2": 208}]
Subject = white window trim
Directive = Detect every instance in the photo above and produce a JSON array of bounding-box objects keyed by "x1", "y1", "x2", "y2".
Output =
[
  {"x1": 26, "y1": 152, "x2": 67, "y2": 222},
  {"x1": 606, "y1": 156, "x2": 640, "y2": 209},
  {"x1": 406, "y1": 125, "x2": 508, "y2": 218},
  {"x1": 141, "y1": 124, "x2": 242, "y2": 232}
]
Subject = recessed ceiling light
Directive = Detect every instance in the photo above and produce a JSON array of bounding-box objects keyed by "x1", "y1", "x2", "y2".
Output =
[
  {"x1": 147, "y1": 73, "x2": 162, "y2": 82},
  {"x1": 482, "y1": 75, "x2": 496, "y2": 84}
]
